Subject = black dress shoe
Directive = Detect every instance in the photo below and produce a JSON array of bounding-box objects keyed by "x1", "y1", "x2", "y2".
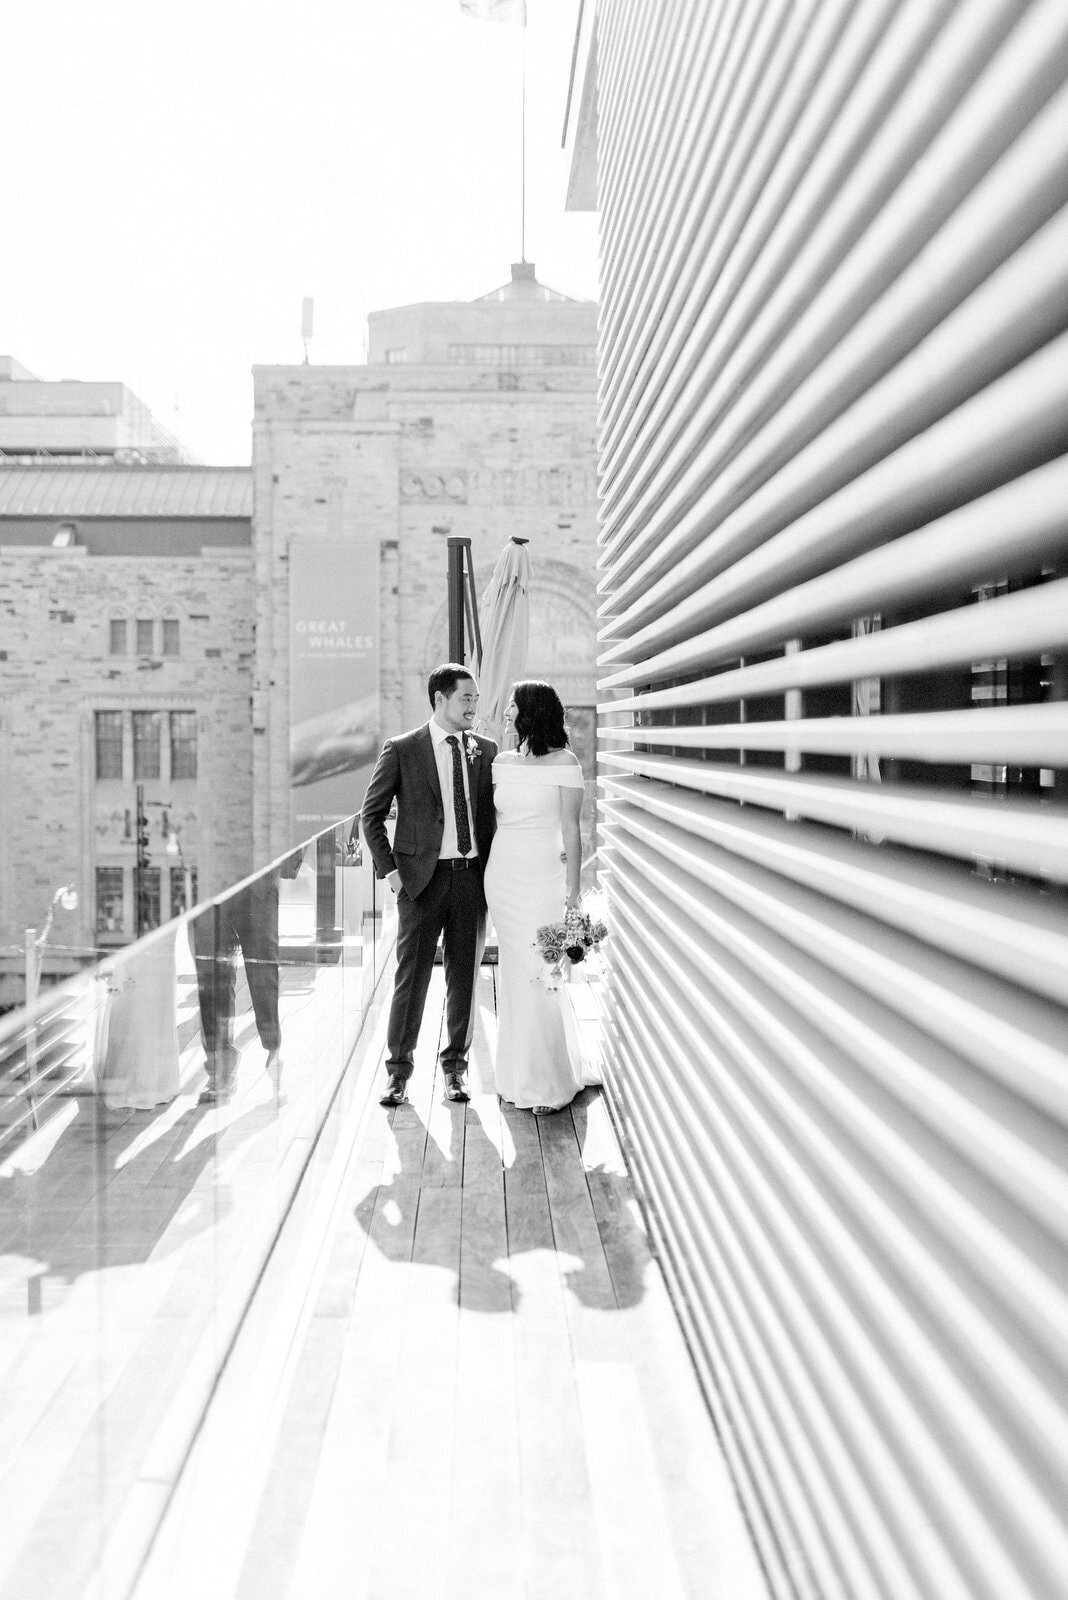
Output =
[
  {"x1": 379, "y1": 1073, "x2": 408, "y2": 1107},
  {"x1": 442, "y1": 1070, "x2": 469, "y2": 1102}
]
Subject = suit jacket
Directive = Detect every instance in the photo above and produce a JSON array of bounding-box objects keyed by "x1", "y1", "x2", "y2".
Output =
[{"x1": 360, "y1": 723, "x2": 498, "y2": 898}]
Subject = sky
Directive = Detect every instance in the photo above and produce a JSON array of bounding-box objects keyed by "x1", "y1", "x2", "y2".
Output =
[{"x1": 1, "y1": 0, "x2": 598, "y2": 464}]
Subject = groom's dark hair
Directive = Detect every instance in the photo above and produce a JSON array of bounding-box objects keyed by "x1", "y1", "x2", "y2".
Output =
[{"x1": 427, "y1": 663, "x2": 474, "y2": 708}]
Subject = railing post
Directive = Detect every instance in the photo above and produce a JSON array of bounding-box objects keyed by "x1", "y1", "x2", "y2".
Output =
[{"x1": 22, "y1": 928, "x2": 40, "y2": 1130}]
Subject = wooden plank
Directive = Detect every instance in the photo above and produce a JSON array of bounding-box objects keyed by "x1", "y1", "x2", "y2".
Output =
[
  {"x1": 233, "y1": 1317, "x2": 350, "y2": 1600},
  {"x1": 538, "y1": 1109, "x2": 629, "y2": 1360},
  {"x1": 582, "y1": 1099, "x2": 771, "y2": 1600},
  {"x1": 460, "y1": 973, "x2": 505, "y2": 1193},
  {"x1": 423, "y1": 967, "x2": 464, "y2": 1186},
  {"x1": 272, "y1": 978, "x2": 457, "y2": 1600},
  {"x1": 448, "y1": 970, "x2": 520, "y2": 1599},
  {"x1": 449, "y1": 1164, "x2": 522, "y2": 1600},
  {"x1": 273, "y1": 1138, "x2": 420, "y2": 1600},
  {"x1": 364, "y1": 1178, "x2": 462, "y2": 1600},
  {"x1": 137, "y1": 1114, "x2": 398, "y2": 1600},
  {"x1": 535, "y1": 1097, "x2": 693, "y2": 1598},
  {"x1": 504, "y1": 1155, "x2": 607, "y2": 1600},
  {"x1": 466, "y1": 966, "x2": 499, "y2": 1098}
]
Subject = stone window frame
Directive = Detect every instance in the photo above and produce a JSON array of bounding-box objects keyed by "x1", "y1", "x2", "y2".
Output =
[
  {"x1": 111, "y1": 606, "x2": 182, "y2": 660},
  {"x1": 132, "y1": 711, "x2": 163, "y2": 780},
  {"x1": 161, "y1": 609, "x2": 181, "y2": 657},
  {"x1": 94, "y1": 711, "x2": 125, "y2": 779},
  {"x1": 92, "y1": 705, "x2": 197, "y2": 785},
  {"x1": 169, "y1": 710, "x2": 198, "y2": 780},
  {"x1": 134, "y1": 613, "x2": 157, "y2": 657},
  {"x1": 95, "y1": 866, "x2": 126, "y2": 935},
  {"x1": 108, "y1": 613, "x2": 129, "y2": 656}
]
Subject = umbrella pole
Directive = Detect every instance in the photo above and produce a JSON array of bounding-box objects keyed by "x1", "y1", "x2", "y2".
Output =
[
  {"x1": 446, "y1": 537, "x2": 470, "y2": 664},
  {"x1": 447, "y1": 536, "x2": 483, "y2": 669}
]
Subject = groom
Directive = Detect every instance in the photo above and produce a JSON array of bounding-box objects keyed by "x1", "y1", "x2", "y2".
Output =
[{"x1": 361, "y1": 663, "x2": 497, "y2": 1106}]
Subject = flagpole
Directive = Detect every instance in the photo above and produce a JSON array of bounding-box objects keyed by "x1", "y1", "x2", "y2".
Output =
[{"x1": 521, "y1": 15, "x2": 527, "y2": 262}]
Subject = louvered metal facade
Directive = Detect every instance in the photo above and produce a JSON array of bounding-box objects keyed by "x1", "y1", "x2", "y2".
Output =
[{"x1": 569, "y1": 3, "x2": 1068, "y2": 1596}]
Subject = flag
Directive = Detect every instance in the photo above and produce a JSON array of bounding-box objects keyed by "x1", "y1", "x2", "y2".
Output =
[{"x1": 459, "y1": 0, "x2": 526, "y2": 22}]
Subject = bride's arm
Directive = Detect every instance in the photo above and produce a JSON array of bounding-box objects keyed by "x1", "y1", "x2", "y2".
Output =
[{"x1": 560, "y1": 784, "x2": 583, "y2": 909}]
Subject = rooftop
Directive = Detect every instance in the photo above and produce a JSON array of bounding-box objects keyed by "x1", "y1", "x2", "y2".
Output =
[
  {"x1": 0, "y1": 464, "x2": 252, "y2": 519},
  {"x1": 472, "y1": 260, "x2": 581, "y2": 303}
]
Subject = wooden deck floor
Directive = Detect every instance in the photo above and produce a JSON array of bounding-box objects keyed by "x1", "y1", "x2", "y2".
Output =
[
  {"x1": 0, "y1": 961, "x2": 768, "y2": 1600},
  {"x1": 134, "y1": 967, "x2": 769, "y2": 1600}
]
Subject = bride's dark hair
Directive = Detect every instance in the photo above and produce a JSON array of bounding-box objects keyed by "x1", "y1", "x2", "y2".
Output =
[{"x1": 513, "y1": 680, "x2": 569, "y2": 757}]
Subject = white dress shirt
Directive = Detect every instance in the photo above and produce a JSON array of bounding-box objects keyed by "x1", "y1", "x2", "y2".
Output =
[{"x1": 428, "y1": 718, "x2": 477, "y2": 859}]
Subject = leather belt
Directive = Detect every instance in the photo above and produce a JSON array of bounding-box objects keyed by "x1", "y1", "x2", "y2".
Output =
[{"x1": 438, "y1": 856, "x2": 480, "y2": 870}]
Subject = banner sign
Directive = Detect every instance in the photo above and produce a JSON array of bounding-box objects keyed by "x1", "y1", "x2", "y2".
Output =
[{"x1": 289, "y1": 540, "x2": 380, "y2": 842}]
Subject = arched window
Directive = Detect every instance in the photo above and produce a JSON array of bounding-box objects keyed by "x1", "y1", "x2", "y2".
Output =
[
  {"x1": 108, "y1": 614, "x2": 128, "y2": 656},
  {"x1": 135, "y1": 614, "x2": 156, "y2": 656},
  {"x1": 161, "y1": 609, "x2": 180, "y2": 657}
]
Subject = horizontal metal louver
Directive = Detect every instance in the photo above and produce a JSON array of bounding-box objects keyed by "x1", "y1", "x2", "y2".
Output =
[{"x1": 588, "y1": 2, "x2": 1068, "y2": 1597}]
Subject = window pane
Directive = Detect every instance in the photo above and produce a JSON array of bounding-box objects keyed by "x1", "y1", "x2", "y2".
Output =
[
  {"x1": 170, "y1": 865, "x2": 197, "y2": 914},
  {"x1": 109, "y1": 618, "x2": 127, "y2": 655},
  {"x1": 137, "y1": 866, "x2": 161, "y2": 933},
  {"x1": 170, "y1": 712, "x2": 197, "y2": 779},
  {"x1": 95, "y1": 711, "x2": 124, "y2": 780},
  {"x1": 132, "y1": 712, "x2": 162, "y2": 779},
  {"x1": 95, "y1": 868, "x2": 125, "y2": 934},
  {"x1": 162, "y1": 617, "x2": 180, "y2": 656},
  {"x1": 136, "y1": 618, "x2": 155, "y2": 655}
]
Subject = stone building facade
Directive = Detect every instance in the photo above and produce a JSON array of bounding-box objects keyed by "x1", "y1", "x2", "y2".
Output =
[
  {"x1": 0, "y1": 467, "x2": 253, "y2": 1003},
  {"x1": 252, "y1": 264, "x2": 600, "y2": 862}
]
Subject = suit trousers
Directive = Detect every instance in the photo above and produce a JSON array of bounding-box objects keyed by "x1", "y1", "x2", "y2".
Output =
[{"x1": 387, "y1": 861, "x2": 486, "y2": 1078}]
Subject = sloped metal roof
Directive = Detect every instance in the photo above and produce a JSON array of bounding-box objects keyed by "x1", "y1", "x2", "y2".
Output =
[
  {"x1": 472, "y1": 261, "x2": 578, "y2": 303},
  {"x1": 0, "y1": 465, "x2": 252, "y2": 518}
]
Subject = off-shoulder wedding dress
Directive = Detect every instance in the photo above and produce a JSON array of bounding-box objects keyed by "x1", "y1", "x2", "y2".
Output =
[{"x1": 484, "y1": 751, "x2": 587, "y2": 1111}]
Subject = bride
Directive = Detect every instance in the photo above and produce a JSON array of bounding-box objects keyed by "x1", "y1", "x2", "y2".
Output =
[{"x1": 484, "y1": 680, "x2": 586, "y2": 1114}]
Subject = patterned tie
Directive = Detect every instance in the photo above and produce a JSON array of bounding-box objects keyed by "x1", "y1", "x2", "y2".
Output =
[{"x1": 445, "y1": 735, "x2": 473, "y2": 856}]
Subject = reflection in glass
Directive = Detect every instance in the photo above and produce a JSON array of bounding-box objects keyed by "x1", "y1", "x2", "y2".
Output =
[
  {"x1": 170, "y1": 711, "x2": 197, "y2": 778},
  {"x1": 137, "y1": 865, "x2": 161, "y2": 932},
  {"x1": 94, "y1": 710, "x2": 123, "y2": 779},
  {"x1": 95, "y1": 866, "x2": 125, "y2": 934},
  {"x1": 0, "y1": 816, "x2": 391, "y2": 1597},
  {"x1": 132, "y1": 710, "x2": 162, "y2": 779},
  {"x1": 170, "y1": 864, "x2": 198, "y2": 914}
]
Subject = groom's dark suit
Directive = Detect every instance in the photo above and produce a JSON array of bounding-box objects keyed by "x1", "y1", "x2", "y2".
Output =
[{"x1": 361, "y1": 722, "x2": 497, "y2": 1082}]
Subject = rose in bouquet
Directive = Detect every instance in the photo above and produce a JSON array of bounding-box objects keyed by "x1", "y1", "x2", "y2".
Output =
[{"x1": 533, "y1": 906, "x2": 608, "y2": 990}]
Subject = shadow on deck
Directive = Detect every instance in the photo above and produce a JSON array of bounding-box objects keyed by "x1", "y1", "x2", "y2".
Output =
[{"x1": 1, "y1": 966, "x2": 768, "y2": 1600}]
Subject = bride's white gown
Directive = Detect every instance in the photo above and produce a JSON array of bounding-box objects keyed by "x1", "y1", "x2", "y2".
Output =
[{"x1": 484, "y1": 752, "x2": 587, "y2": 1109}]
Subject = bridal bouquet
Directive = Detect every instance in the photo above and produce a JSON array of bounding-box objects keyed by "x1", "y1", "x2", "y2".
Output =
[{"x1": 533, "y1": 905, "x2": 609, "y2": 991}]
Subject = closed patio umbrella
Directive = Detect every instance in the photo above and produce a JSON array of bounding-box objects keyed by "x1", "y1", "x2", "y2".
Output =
[{"x1": 477, "y1": 537, "x2": 531, "y2": 746}]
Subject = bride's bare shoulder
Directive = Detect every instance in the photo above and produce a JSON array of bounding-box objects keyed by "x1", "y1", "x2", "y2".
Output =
[{"x1": 543, "y1": 747, "x2": 581, "y2": 766}]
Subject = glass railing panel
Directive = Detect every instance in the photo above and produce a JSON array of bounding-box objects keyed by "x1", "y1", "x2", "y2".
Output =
[{"x1": 0, "y1": 815, "x2": 395, "y2": 1600}]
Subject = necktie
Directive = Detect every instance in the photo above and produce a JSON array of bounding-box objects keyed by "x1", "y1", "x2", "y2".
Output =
[{"x1": 445, "y1": 736, "x2": 473, "y2": 856}]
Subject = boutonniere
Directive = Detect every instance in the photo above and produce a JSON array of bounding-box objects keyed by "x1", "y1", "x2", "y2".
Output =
[{"x1": 464, "y1": 733, "x2": 479, "y2": 766}]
